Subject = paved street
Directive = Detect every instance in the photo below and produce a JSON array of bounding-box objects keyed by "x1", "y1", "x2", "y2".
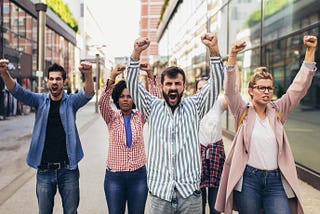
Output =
[{"x1": 0, "y1": 98, "x2": 320, "y2": 213}]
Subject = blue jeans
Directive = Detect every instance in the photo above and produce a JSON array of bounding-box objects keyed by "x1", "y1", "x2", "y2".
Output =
[
  {"x1": 149, "y1": 188, "x2": 202, "y2": 214},
  {"x1": 201, "y1": 188, "x2": 220, "y2": 214},
  {"x1": 36, "y1": 167, "x2": 80, "y2": 214},
  {"x1": 104, "y1": 166, "x2": 148, "y2": 214},
  {"x1": 234, "y1": 165, "x2": 291, "y2": 214}
]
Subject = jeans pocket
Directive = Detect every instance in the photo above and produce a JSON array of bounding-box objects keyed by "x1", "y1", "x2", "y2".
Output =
[{"x1": 38, "y1": 169, "x2": 49, "y2": 173}]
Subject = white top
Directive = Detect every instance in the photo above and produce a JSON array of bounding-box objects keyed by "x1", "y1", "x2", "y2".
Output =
[
  {"x1": 247, "y1": 115, "x2": 278, "y2": 170},
  {"x1": 199, "y1": 94, "x2": 225, "y2": 146}
]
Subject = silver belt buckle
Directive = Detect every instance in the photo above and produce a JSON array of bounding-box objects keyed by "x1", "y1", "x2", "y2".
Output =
[{"x1": 54, "y1": 162, "x2": 61, "y2": 169}]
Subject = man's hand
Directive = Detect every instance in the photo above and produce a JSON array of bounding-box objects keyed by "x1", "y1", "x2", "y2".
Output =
[
  {"x1": 110, "y1": 64, "x2": 126, "y2": 81},
  {"x1": 201, "y1": 33, "x2": 220, "y2": 57},
  {"x1": 140, "y1": 63, "x2": 153, "y2": 79},
  {"x1": 0, "y1": 59, "x2": 15, "y2": 90},
  {"x1": 229, "y1": 41, "x2": 247, "y2": 57},
  {"x1": 79, "y1": 61, "x2": 93, "y2": 75},
  {"x1": 304, "y1": 35, "x2": 317, "y2": 50},
  {"x1": 131, "y1": 37, "x2": 150, "y2": 60},
  {"x1": 0, "y1": 59, "x2": 9, "y2": 76}
]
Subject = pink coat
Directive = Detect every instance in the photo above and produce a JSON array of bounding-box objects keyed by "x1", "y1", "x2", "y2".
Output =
[{"x1": 215, "y1": 62, "x2": 317, "y2": 214}]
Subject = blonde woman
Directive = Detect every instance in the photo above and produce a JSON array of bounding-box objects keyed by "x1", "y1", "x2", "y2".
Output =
[{"x1": 216, "y1": 35, "x2": 317, "y2": 214}]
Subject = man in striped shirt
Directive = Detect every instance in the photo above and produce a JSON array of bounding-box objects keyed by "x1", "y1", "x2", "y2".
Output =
[{"x1": 126, "y1": 33, "x2": 223, "y2": 213}]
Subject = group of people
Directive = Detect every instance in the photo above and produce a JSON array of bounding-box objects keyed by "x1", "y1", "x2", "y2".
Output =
[{"x1": 0, "y1": 33, "x2": 317, "y2": 214}]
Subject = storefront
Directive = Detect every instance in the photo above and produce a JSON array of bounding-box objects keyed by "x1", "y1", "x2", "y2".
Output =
[
  {"x1": 0, "y1": 0, "x2": 77, "y2": 117},
  {"x1": 157, "y1": 0, "x2": 320, "y2": 188}
]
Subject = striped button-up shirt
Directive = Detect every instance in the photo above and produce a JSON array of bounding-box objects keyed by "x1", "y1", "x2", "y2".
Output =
[
  {"x1": 99, "y1": 78, "x2": 159, "y2": 171},
  {"x1": 126, "y1": 57, "x2": 223, "y2": 201}
]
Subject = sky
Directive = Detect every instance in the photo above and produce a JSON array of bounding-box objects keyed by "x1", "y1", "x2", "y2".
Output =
[{"x1": 86, "y1": 0, "x2": 141, "y2": 58}]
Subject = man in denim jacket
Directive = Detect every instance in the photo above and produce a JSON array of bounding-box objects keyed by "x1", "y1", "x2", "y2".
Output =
[{"x1": 0, "y1": 59, "x2": 94, "y2": 214}]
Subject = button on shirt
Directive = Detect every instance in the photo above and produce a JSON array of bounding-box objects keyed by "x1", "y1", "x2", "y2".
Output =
[
  {"x1": 126, "y1": 57, "x2": 224, "y2": 201},
  {"x1": 9, "y1": 83, "x2": 94, "y2": 169},
  {"x1": 99, "y1": 78, "x2": 159, "y2": 171}
]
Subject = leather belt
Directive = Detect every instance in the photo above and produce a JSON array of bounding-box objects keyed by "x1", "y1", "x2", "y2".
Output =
[{"x1": 38, "y1": 161, "x2": 69, "y2": 170}]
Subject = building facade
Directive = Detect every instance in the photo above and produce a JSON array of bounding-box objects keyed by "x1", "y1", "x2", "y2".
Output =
[
  {"x1": 140, "y1": 0, "x2": 164, "y2": 64},
  {"x1": 157, "y1": 0, "x2": 320, "y2": 188},
  {"x1": 0, "y1": 0, "x2": 77, "y2": 118}
]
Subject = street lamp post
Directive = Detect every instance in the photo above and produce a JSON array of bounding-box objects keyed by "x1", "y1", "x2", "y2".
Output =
[{"x1": 35, "y1": 3, "x2": 47, "y2": 93}]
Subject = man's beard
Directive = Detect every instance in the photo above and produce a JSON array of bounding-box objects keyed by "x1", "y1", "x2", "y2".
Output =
[{"x1": 162, "y1": 89, "x2": 183, "y2": 109}]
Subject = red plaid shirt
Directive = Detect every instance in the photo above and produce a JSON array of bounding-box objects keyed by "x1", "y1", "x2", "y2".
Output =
[{"x1": 99, "y1": 78, "x2": 159, "y2": 171}]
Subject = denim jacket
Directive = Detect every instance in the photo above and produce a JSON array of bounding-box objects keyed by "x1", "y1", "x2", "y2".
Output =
[{"x1": 10, "y1": 82, "x2": 94, "y2": 169}]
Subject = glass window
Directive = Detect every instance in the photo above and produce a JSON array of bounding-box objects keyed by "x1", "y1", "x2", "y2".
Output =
[
  {"x1": 229, "y1": 0, "x2": 261, "y2": 49},
  {"x1": 263, "y1": 0, "x2": 320, "y2": 44}
]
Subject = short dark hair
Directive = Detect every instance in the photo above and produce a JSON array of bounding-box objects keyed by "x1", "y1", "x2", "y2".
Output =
[
  {"x1": 161, "y1": 66, "x2": 186, "y2": 84},
  {"x1": 48, "y1": 63, "x2": 66, "y2": 80},
  {"x1": 112, "y1": 80, "x2": 136, "y2": 110}
]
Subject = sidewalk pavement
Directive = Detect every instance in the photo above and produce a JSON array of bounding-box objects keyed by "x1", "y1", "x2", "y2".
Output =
[{"x1": 0, "y1": 98, "x2": 320, "y2": 213}]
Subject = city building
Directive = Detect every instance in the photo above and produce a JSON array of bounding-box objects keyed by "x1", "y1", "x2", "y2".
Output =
[
  {"x1": 140, "y1": 0, "x2": 164, "y2": 64},
  {"x1": 0, "y1": 0, "x2": 77, "y2": 118},
  {"x1": 157, "y1": 0, "x2": 320, "y2": 189}
]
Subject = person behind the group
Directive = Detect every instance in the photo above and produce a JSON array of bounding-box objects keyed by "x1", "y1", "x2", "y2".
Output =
[
  {"x1": 0, "y1": 59, "x2": 95, "y2": 214},
  {"x1": 196, "y1": 65, "x2": 241, "y2": 214},
  {"x1": 215, "y1": 35, "x2": 318, "y2": 214},
  {"x1": 125, "y1": 33, "x2": 224, "y2": 214},
  {"x1": 99, "y1": 64, "x2": 159, "y2": 214}
]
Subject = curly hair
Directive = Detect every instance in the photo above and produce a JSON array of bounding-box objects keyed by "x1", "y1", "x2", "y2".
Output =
[{"x1": 112, "y1": 80, "x2": 136, "y2": 110}]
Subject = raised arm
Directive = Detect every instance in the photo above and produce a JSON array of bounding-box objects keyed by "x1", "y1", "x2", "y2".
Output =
[
  {"x1": 99, "y1": 65, "x2": 126, "y2": 124},
  {"x1": 0, "y1": 59, "x2": 42, "y2": 107},
  {"x1": 109, "y1": 64, "x2": 126, "y2": 86},
  {"x1": 224, "y1": 41, "x2": 247, "y2": 117},
  {"x1": 140, "y1": 63, "x2": 160, "y2": 98},
  {"x1": 221, "y1": 65, "x2": 242, "y2": 110},
  {"x1": 195, "y1": 33, "x2": 224, "y2": 118},
  {"x1": 126, "y1": 37, "x2": 157, "y2": 118},
  {"x1": 78, "y1": 61, "x2": 94, "y2": 95},
  {"x1": 275, "y1": 35, "x2": 317, "y2": 120},
  {"x1": 0, "y1": 59, "x2": 16, "y2": 90}
]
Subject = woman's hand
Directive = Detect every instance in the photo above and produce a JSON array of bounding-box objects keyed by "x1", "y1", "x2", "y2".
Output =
[{"x1": 110, "y1": 64, "x2": 126, "y2": 82}]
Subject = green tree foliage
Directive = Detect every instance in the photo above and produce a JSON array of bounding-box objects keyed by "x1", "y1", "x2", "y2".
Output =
[
  {"x1": 245, "y1": 0, "x2": 293, "y2": 27},
  {"x1": 45, "y1": 0, "x2": 79, "y2": 33}
]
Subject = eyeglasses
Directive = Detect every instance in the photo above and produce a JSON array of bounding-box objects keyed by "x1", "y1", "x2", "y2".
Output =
[{"x1": 252, "y1": 85, "x2": 274, "y2": 92}]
